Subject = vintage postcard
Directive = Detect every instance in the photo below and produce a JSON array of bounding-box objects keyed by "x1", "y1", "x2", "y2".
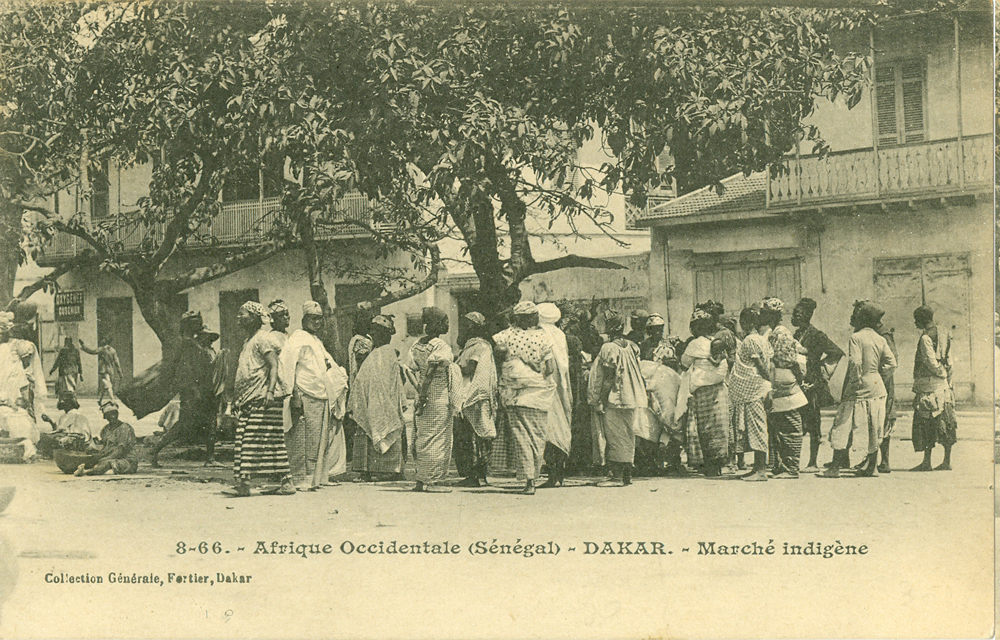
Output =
[{"x1": 0, "y1": 1, "x2": 994, "y2": 638}]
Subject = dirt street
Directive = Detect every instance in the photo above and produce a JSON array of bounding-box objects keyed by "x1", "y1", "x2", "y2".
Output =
[{"x1": 0, "y1": 410, "x2": 993, "y2": 639}]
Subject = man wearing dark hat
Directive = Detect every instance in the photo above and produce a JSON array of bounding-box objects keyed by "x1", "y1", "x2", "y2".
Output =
[
  {"x1": 626, "y1": 309, "x2": 650, "y2": 347},
  {"x1": 910, "y1": 305, "x2": 957, "y2": 471},
  {"x1": 792, "y1": 297, "x2": 844, "y2": 472},
  {"x1": 151, "y1": 312, "x2": 216, "y2": 468}
]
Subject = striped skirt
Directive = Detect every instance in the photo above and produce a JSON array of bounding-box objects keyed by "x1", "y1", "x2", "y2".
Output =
[
  {"x1": 234, "y1": 399, "x2": 290, "y2": 481},
  {"x1": 686, "y1": 383, "x2": 730, "y2": 467},
  {"x1": 414, "y1": 399, "x2": 453, "y2": 485}
]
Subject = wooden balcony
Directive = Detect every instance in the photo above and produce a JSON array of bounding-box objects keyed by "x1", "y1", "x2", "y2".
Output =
[
  {"x1": 37, "y1": 192, "x2": 376, "y2": 265},
  {"x1": 767, "y1": 133, "x2": 992, "y2": 209}
]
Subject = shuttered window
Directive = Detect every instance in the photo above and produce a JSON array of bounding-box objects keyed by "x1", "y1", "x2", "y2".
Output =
[
  {"x1": 875, "y1": 59, "x2": 926, "y2": 148},
  {"x1": 694, "y1": 258, "x2": 801, "y2": 318}
]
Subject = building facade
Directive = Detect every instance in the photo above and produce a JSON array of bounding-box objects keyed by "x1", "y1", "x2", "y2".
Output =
[{"x1": 632, "y1": 12, "x2": 993, "y2": 405}]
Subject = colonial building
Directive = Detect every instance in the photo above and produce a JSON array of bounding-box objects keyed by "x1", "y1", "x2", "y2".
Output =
[
  {"x1": 34, "y1": 129, "x2": 649, "y2": 394},
  {"x1": 631, "y1": 12, "x2": 993, "y2": 404}
]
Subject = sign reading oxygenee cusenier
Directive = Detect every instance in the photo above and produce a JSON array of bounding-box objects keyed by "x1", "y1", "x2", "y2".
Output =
[{"x1": 54, "y1": 290, "x2": 85, "y2": 322}]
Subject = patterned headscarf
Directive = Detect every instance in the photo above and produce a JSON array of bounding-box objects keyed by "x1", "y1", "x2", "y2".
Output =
[
  {"x1": 463, "y1": 312, "x2": 486, "y2": 327},
  {"x1": 691, "y1": 307, "x2": 712, "y2": 322},
  {"x1": 268, "y1": 299, "x2": 289, "y2": 315},
  {"x1": 513, "y1": 301, "x2": 538, "y2": 316},
  {"x1": 240, "y1": 301, "x2": 269, "y2": 321},
  {"x1": 604, "y1": 311, "x2": 625, "y2": 334},
  {"x1": 302, "y1": 301, "x2": 323, "y2": 317},
  {"x1": 371, "y1": 315, "x2": 396, "y2": 334},
  {"x1": 646, "y1": 314, "x2": 665, "y2": 327},
  {"x1": 762, "y1": 297, "x2": 784, "y2": 312}
]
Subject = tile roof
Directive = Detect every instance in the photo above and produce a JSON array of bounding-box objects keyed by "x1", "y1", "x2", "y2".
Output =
[{"x1": 639, "y1": 171, "x2": 767, "y2": 223}]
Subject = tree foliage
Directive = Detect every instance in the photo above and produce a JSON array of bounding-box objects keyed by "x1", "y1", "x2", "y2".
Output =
[{"x1": 0, "y1": 1, "x2": 895, "y2": 340}]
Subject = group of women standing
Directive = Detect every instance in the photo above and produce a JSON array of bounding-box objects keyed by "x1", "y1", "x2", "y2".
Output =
[{"x1": 224, "y1": 292, "x2": 957, "y2": 497}]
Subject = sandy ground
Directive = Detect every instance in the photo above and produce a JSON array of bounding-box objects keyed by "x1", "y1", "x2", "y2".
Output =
[{"x1": 0, "y1": 409, "x2": 994, "y2": 640}]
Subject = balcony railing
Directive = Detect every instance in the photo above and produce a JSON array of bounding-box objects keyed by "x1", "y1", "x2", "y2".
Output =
[
  {"x1": 767, "y1": 133, "x2": 992, "y2": 208},
  {"x1": 38, "y1": 191, "x2": 376, "y2": 263}
]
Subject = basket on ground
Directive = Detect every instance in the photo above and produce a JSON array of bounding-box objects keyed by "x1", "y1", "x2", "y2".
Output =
[
  {"x1": 53, "y1": 450, "x2": 99, "y2": 475},
  {"x1": 0, "y1": 437, "x2": 25, "y2": 464}
]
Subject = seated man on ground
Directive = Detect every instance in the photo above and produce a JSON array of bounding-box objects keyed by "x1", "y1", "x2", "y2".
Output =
[
  {"x1": 74, "y1": 402, "x2": 138, "y2": 477},
  {"x1": 38, "y1": 392, "x2": 92, "y2": 457}
]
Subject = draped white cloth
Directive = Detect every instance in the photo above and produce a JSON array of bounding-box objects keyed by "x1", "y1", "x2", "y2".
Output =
[{"x1": 538, "y1": 305, "x2": 572, "y2": 455}]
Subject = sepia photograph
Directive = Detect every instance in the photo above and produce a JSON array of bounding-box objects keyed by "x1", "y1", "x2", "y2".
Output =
[{"x1": 0, "y1": 0, "x2": 994, "y2": 638}]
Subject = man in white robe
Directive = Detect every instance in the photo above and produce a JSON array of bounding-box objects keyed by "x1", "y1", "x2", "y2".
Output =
[{"x1": 279, "y1": 302, "x2": 348, "y2": 491}]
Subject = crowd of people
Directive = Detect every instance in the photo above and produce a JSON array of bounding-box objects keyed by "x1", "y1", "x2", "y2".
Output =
[{"x1": 0, "y1": 290, "x2": 960, "y2": 495}]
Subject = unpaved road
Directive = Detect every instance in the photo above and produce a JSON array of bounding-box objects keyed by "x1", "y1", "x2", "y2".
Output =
[{"x1": 0, "y1": 411, "x2": 994, "y2": 639}]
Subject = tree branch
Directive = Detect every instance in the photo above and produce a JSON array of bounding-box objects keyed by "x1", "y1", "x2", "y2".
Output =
[
  {"x1": 352, "y1": 242, "x2": 441, "y2": 313},
  {"x1": 8, "y1": 250, "x2": 98, "y2": 310},
  {"x1": 523, "y1": 254, "x2": 629, "y2": 279},
  {"x1": 156, "y1": 240, "x2": 292, "y2": 296},
  {"x1": 148, "y1": 155, "x2": 219, "y2": 271}
]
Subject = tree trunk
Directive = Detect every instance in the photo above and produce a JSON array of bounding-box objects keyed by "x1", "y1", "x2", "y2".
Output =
[
  {"x1": 133, "y1": 279, "x2": 182, "y2": 363},
  {"x1": 0, "y1": 157, "x2": 23, "y2": 309},
  {"x1": 460, "y1": 193, "x2": 520, "y2": 318},
  {"x1": 299, "y1": 212, "x2": 343, "y2": 361}
]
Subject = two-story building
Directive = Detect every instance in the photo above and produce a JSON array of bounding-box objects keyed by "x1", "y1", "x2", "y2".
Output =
[
  {"x1": 630, "y1": 11, "x2": 993, "y2": 405},
  {"x1": 34, "y1": 129, "x2": 651, "y2": 394}
]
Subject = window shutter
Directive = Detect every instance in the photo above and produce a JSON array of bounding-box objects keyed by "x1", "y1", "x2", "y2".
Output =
[
  {"x1": 875, "y1": 64, "x2": 899, "y2": 147},
  {"x1": 900, "y1": 60, "x2": 925, "y2": 144}
]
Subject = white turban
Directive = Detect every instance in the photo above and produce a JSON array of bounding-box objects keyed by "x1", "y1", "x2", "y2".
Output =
[{"x1": 537, "y1": 303, "x2": 561, "y2": 326}]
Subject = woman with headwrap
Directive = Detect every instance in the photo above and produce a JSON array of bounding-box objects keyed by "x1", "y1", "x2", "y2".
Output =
[
  {"x1": 268, "y1": 300, "x2": 290, "y2": 346},
  {"x1": 679, "y1": 305, "x2": 730, "y2": 477},
  {"x1": 349, "y1": 314, "x2": 406, "y2": 482},
  {"x1": 408, "y1": 307, "x2": 457, "y2": 493},
  {"x1": 759, "y1": 298, "x2": 807, "y2": 479},
  {"x1": 728, "y1": 307, "x2": 773, "y2": 481},
  {"x1": 588, "y1": 310, "x2": 646, "y2": 486},
  {"x1": 231, "y1": 301, "x2": 294, "y2": 496},
  {"x1": 820, "y1": 301, "x2": 896, "y2": 478},
  {"x1": 636, "y1": 321, "x2": 682, "y2": 477},
  {"x1": 910, "y1": 305, "x2": 957, "y2": 472},
  {"x1": 494, "y1": 301, "x2": 556, "y2": 494},
  {"x1": 453, "y1": 312, "x2": 498, "y2": 487}
]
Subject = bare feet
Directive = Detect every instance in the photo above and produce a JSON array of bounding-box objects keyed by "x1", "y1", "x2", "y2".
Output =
[
  {"x1": 424, "y1": 484, "x2": 452, "y2": 493},
  {"x1": 934, "y1": 462, "x2": 952, "y2": 471},
  {"x1": 73, "y1": 463, "x2": 86, "y2": 477},
  {"x1": 742, "y1": 471, "x2": 768, "y2": 482},
  {"x1": 910, "y1": 462, "x2": 932, "y2": 471},
  {"x1": 770, "y1": 471, "x2": 799, "y2": 479}
]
